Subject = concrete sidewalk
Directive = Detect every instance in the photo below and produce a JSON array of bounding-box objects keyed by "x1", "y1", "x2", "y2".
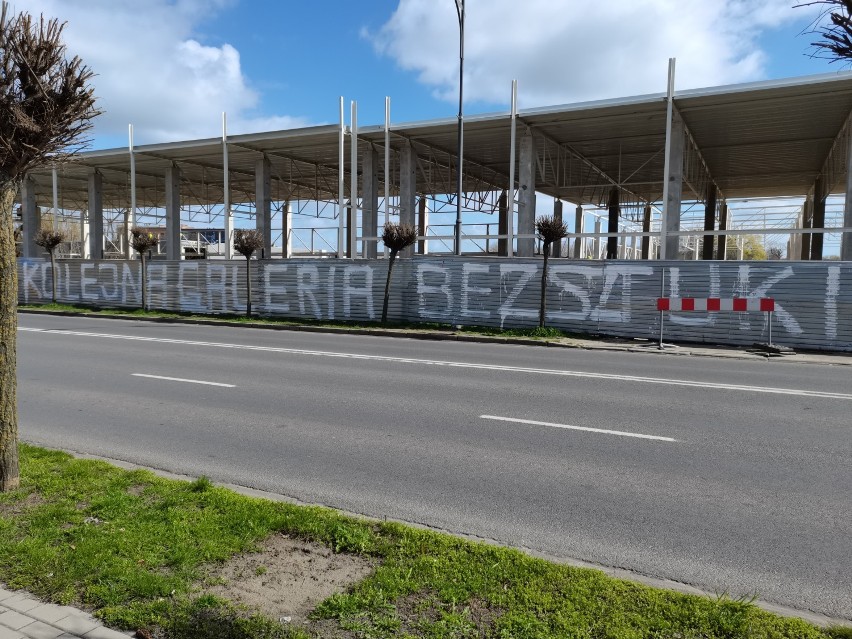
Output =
[{"x1": 0, "y1": 588, "x2": 129, "y2": 639}]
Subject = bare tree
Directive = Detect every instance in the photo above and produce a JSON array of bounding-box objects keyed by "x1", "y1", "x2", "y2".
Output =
[
  {"x1": 536, "y1": 216, "x2": 568, "y2": 328},
  {"x1": 130, "y1": 229, "x2": 158, "y2": 311},
  {"x1": 234, "y1": 229, "x2": 264, "y2": 318},
  {"x1": 380, "y1": 222, "x2": 418, "y2": 324},
  {"x1": 0, "y1": 2, "x2": 100, "y2": 491},
  {"x1": 33, "y1": 227, "x2": 65, "y2": 303},
  {"x1": 799, "y1": 1, "x2": 852, "y2": 61}
]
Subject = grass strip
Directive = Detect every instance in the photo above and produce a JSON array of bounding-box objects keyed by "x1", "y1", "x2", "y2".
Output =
[
  {"x1": 18, "y1": 302, "x2": 573, "y2": 341},
  {"x1": 0, "y1": 444, "x2": 846, "y2": 639}
]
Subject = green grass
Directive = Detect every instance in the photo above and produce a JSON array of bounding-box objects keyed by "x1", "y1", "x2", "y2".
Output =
[
  {"x1": 0, "y1": 444, "x2": 846, "y2": 638},
  {"x1": 18, "y1": 302, "x2": 584, "y2": 341}
]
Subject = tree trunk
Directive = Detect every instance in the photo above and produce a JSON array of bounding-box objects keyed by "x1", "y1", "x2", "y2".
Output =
[
  {"x1": 140, "y1": 253, "x2": 147, "y2": 311},
  {"x1": 245, "y1": 256, "x2": 252, "y2": 318},
  {"x1": 539, "y1": 244, "x2": 550, "y2": 328},
  {"x1": 0, "y1": 182, "x2": 21, "y2": 492},
  {"x1": 49, "y1": 250, "x2": 57, "y2": 303},
  {"x1": 381, "y1": 251, "x2": 398, "y2": 324}
]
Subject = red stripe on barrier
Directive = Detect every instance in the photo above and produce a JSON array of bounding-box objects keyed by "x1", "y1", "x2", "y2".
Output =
[
  {"x1": 760, "y1": 298, "x2": 775, "y2": 312},
  {"x1": 656, "y1": 298, "x2": 669, "y2": 311},
  {"x1": 681, "y1": 298, "x2": 695, "y2": 311},
  {"x1": 706, "y1": 298, "x2": 721, "y2": 311},
  {"x1": 733, "y1": 298, "x2": 748, "y2": 312}
]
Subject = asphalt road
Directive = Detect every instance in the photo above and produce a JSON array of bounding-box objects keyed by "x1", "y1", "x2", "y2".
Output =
[{"x1": 15, "y1": 314, "x2": 852, "y2": 620}]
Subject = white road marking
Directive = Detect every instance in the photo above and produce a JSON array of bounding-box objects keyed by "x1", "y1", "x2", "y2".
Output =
[
  {"x1": 481, "y1": 415, "x2": 678, "y2": 442},
  {"x1": 132, "y1": 373, "x2": 235, "y2": 388},
  {"x1": 19, "y1": 326, "x2": 852, "y2": 400}
]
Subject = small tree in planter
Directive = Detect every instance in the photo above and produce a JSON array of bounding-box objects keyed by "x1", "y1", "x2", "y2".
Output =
[
  {"x1": 33, "y1": 228, "x2": 65, "y2": 303},
  {"x1": 234, "y1": 229, "x2": 264, "y2": 318},
  {"x1": 130, "y1": 228, "x2": 158, "y2": 311},
  {"x1": 535, "y1": 215, "x2": 568, "y2": 328},
  {"x1": 381, "y1": 222, "x2": 418, "y2": 324}
]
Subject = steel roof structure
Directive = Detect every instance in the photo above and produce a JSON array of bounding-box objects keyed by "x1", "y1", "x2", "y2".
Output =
[{"x1": 17, "y1": 72, "x2": 852, "y2": 262}]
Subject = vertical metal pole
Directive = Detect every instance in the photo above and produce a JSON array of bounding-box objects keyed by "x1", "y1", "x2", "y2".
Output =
[
  {"x1": 384, "y1": 96, "x2": 390, "y2": 258},
  {"x1": 659, "y1": 267, "x2": 665, "y2": 349},
  {"x1": 128, "y1": 124, "x2": 136, "y2": 259},
  {"x1": 338, "y1": 96, "x2": 345, "y2": 258},
  {"x1": 350, "y1": 100, "x2": 358, "y2": 258},
  {"x1": 768, "y1": 311, "x2": 773, "y2": 346},
  {"x1": 51, "y1": 167, "x2": 58, "y2": 230},
  {"x1": 454, "y1": 0, "x2": 465, "y2": 256},
  {"x1": 660, "y1": 58, "x2": 676, "y2": 260},
  {"x1": 222, "y1": 112, "x2": 232, "y2": 259},
  {"x1": 507, "y1": 79, "x2": 517, "y2": 257}
]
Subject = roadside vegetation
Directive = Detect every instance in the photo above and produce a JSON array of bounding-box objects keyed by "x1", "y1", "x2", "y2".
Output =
[
  {"x1": 19, "y1": 302, "x2": 574, "y2": 342},
  {"x1": 0, "y1": 444, "x2": 845, "y2": 639}
]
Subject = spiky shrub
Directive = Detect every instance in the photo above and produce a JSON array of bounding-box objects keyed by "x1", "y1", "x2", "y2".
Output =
[
  {"x1": 380, "y1": 222, "x2": 418, "y2": 324},
  {"x1": 130, "y1": 228, "x2": 159, "y2": 311},
  {"x1": 805, "y1": 1, "x2": 852, "y2": 61},
  {"x1": 535, "y1": 215, "x2": 568, "y2": 328},
  {"x1": 0, "y1": 1, "x2": 100, "y2": 492},
  {"x1": 34, "y1": 228, "x2": 66, "y2": 302},
  {"x1": 234, "y1": 229, "x2": 264, "y2": 317}
]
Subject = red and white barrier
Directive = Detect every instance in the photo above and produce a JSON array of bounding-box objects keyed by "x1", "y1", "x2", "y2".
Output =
[{"x1": 656, "y1": 297, "x2": 775, "y2": 312}]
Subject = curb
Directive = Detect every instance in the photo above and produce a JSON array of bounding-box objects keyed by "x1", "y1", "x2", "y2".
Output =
[{"x1": 17, "y1": 308, "x2": 852, "y2": 366}]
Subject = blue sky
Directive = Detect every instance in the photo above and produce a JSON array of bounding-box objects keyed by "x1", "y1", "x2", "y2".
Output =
[{"x1": 12, "y1": 0, "x2": 843, "y2": 150}]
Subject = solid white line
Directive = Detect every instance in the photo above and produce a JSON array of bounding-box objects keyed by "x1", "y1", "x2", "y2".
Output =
[
  {"x1": 131, "y1": 373, "x2": 235, "y2": 388},
  {"x1": 481, "y1": 415, "x2": 678, "y2": 442},
  {"x1": 18, "y1": 326, "x2": 852, "y2": 400}
]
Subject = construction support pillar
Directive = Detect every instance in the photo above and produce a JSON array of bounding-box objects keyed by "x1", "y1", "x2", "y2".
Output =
[
  {"x1": 87, "y1": 171, "x2": 103, "y2": 260},
  {"x1": 498, "y1": 191, "x2": 509, "y2": 256},
  {"x1": 810, "y1": 177, "x2": 825, "y2": 261},
  {"x1": 606, "y1": 188, "x2": 619, "y2": 259},
  {"x1": 165, "y1": 164, "x2": 181, "y2": 261},
  {"x1": 702, "y1": 183, "x2": 717, "y2": 260},
  {"x1": 418, "y1": 197, "x2": 429, "y2": 254},
  {"x1": 662, "y1": 112, "x2": 685, "y2": 260},
  {"x1": 552, "y1": 199, "x2": 563, "y2": 257},
  {"x1": 573, "y1": 205, "x2": 584, "y2": 258},
  {"x1": 641, "y1": 204, "x2": 651, "y2": 260},
  {"x1": 255, "y1": 156, "x2": 272, "y2": 258},
  {"x1": 717, "y1": 202, "x2": 728, "y2": 260},
  {"x1": 362, "y1": 146, "x2": 379, "y2": 259},
  {"x1": 800, "y1": 196, "x2": 813, "y2": 260},
  {"x1": 400, "y1": 143, "x2": 417, "y2": 258},
  {"x1": 843, "y1": 125, "x2": 852, "y2": 260},
  {"x1": 517, "y1": 132, "x2": 536, "y2": 257}
]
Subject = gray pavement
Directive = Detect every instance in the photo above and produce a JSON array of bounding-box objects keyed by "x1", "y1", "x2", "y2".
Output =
[
  {"x1": 0, "y1": 587, "x2": 129, "y2": 639},
  {"x1": 14, "y1": 313, "x2": 852, "y2": 621}
]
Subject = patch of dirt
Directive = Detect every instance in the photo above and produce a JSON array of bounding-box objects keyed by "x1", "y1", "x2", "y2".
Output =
[
  {"x1": 0, "y1": 491, "x2": 44, "y2": 517},
  {"x1": 393, "y1": 593, "x2": 503, "y2": 638},
  {"x1": 126, "y1": 484, "x2": 146, "y2": 497},
  {"x1": 204, "y1": 533, "x2": 375, "y2": 627}
]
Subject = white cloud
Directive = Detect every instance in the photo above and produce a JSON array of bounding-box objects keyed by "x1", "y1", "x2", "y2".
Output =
[
  {"x1": 9, "y1": 0, "x2": 310, "y2": 146},
  {"x1": 370, "y1": 0, "x2": 823, "y2": 108}
]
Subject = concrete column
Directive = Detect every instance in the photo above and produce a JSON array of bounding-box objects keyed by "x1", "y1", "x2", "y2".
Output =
[
  {"x1": 362, "y1": 146, "x2": 379, "y2": 259},
  {"x1": 703, "y1": 183, "x2": 717, "y2": 260},
  {"x1": 800, "y1": 196, "x2": 813, "y2": 260},
  {"x1": 20, "y1": 177, "x2": 40, "y2": 258},
  {"x1": 123, "y1": 209, "x2": 133, "y2": 259},
  {"x1": 400, "y1": 143, "x2": 417, "y2": 258},
  {"x1": 618, "y1": 233, "x2": 627, "y2": 259},
  {"x1": 517, "y1": 132, "x2": 536, "y2": 257},
  {"x1": 165, "y1": 164, "x2": 181, "y2": 261},
  {"x1": 810, "y1": 177, "x2": 826, "y2": 261},
  {"x1": 662, "y1": 112, "x2": 685, "y2": 260},
  {"x1": 345, "y1": 200, "x2": 357, "y2": 258},
  {"x1": 552, "y1": 199, "x2": 563, "y2": 257},
  {"x1": 641, "y1": 204, "x2": 651, "y2": 260},
  {"x1": 87, "y1": 171, "x2": 103, "y2": 259},
  {"x1": 593, "y1": 218, "x2": 602, "y2": 259},
  {"x1": 716, "y1": 202, "x2": 728, "y2": 260},
  {"x1": 255, "y1": 156, "x2": 272, "y2": 258},
  {"x1": 80, "y1": 209, "x2": 90, "y2": 259},
  {"x1": 283, "y1": 201, "x2": 292, "y2": 258},
  {"x1": 418, "y1": 197, "x2": 429, "y2": 255},
  {"x1": 606, "y1": 188, "x2": 619, "y2": 259},
  {"x1": 573, "y1": 205, "x2": 584, "y2": 258},
  {"x1": 498, "y1": 191, "x2": 509, "y2": 256},
  {"x1": 842, "y1": 128, "x2": 852, "y2": 260}
]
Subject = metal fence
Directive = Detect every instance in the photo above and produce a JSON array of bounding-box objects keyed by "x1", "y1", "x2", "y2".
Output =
[{"x1": 17, "y1": 257, "x2": 852, "y2": 351}]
